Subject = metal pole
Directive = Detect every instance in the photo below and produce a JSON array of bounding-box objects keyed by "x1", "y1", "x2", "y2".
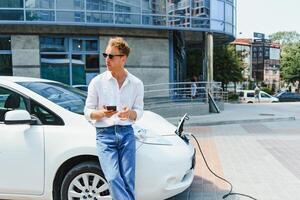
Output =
[
  {"x1": 206, "y1": 32, "x2": 213, "y2": 83},
  {"x1": 262, "y1": 38, "x2": 265, "y2": 83}
]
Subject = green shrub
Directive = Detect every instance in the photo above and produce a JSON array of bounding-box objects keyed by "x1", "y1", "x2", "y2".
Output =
[
  {"x1": 228, "y1": 93, "x2": 239, "y2": 101},
  {"x1": 261, "y1": 87, "x2": 273, "y2": 95}
]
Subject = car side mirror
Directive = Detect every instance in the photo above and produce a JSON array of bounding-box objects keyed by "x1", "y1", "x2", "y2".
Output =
[{"x1": 4, "y1": 110, "x2": 35, "y2": 125}]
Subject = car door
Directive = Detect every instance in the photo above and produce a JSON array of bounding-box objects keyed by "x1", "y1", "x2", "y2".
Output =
[
  {"x1": 0, "y1": 86, "x2": 44, "y2": 195},
  {"x1": 260, "y1": 92, "x2": 272, "y2": 103}
]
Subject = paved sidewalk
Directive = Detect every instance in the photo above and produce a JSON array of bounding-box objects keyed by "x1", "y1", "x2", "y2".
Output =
[
  {"x1": 166, "y1": 103, "x2": 297, "y2": 126},
  {"x1": 167, "y1": 103, "x2": 300, "y2": 200}
]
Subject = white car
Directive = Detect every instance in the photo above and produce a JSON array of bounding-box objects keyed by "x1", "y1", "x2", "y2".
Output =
[
  {"x1": 0, "y1": 76, "x2": 195, "y2": 200},
  {"x1": 238, "y1": 90, "x2": 279, "y2": 103}
]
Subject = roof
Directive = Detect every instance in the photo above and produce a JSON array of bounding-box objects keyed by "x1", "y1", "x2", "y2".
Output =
[
  {"x1": 0, "y1": 76, "x2": 56, "y2": 83},
  {"x1": 231, "y1": 38, "x2": 252, "y2": 46}
]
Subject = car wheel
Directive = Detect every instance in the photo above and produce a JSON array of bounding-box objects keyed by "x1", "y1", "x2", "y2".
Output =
[
  {"x1": 60, "y1": 161, "x2": 112, "y2": 200},
  {"x1": 247, "y1": 101, "x2": 253, "y2": 103}
]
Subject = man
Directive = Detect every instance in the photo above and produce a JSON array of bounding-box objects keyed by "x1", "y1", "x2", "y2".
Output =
[
  {"x1": 254, "y1": 84, "x2": 260, "y2": 103},
  {"x1": 84, "y1": 37, "x2": 144, "y2": 200}
]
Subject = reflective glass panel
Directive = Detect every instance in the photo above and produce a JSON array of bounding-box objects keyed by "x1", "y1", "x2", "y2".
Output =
[
  {"x1": 25, "y1": 0, "x2": 54, "y2": 9},
  {"x1": 72, "y1": 39, "x2": 83, "y2": 51},
  {"x1": 86, "y1": 54, "x2": 99, "y2": 71},
  {"x1": 142, "y1": 15, "x2": 166, "y2": 26},
  {"x1": 0, "y1": 55, "x2": 12, "y2": 76},
  {"x1": 210, "y1": 0, "x2": 224, "y2": 21},
  {"x1": 26, "y1": 10, "x2": 55, "y2": 21},
  {"x1": 0, "y1": 37, "x2": 11, "y2": 50},
  {"x1": 168, "y1": 0, "x2": 191, "y2": 16},
  {"x1": 86, "y1": 40, "x2": 98, "y2": 51},
  {"x1": 56, "y1": 0, "x2": 84, "y2": 10},
  {"x1": 225, "y1": 3, "x2": 232, "y2": 23},
  {"x1": 211, "y1": 19, "x2": 224, "y2": 31},
  {"x1": 41, "y1": 54, "x2": 70, "y2": 85},
  {"x1": 225, "y1": 23, "x2": 232, "y2": 33},
  {"x1": 0, "y1": 0, "x2": 23, "y2": 8},
  {"x1": 40, "y1": 37, "x2": 68, "y2": 52},
  {"x1": 115, "y1": 13, "x2": 140, "y2": 24},
  {"x1": 56, "y1": 11, "x2": 85, "y2": 22},
  {"x1": 71, "y1": 55, "x2": 85, "y2": 85},
  {"x1": 143, "y1": 0, "x2": 166, "y2": 14},
  {"x1": 115, "y1": 0, "x2": 140, "y2": 13},
  {"x1": 0, "y1": 10, "x2": 24, "y2": 21},
  {"x1": 167, "y1": 16, "x2": 190, "y2": 27},
  {"x1": 192, "y1": 0, "x2": 210, "y2": 18},
  {"x1": 86, "y1": 12, "x2": 113, "y2": 23},
  {"x1": 87, "y1": 0, "x2": 113, "y2": 11},
  {"x1": 191, "y1": 17, "x2": 209, "y2": 29}
]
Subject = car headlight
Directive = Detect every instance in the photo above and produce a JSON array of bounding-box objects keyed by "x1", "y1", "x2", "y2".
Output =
[{"x1": 135, "y1": 129, "x2": 172, "y2": 145}]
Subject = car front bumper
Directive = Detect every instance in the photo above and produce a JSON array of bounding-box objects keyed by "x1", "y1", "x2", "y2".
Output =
[{"x1": 135, "y1": 135, "x2": 195, "y2": 200}]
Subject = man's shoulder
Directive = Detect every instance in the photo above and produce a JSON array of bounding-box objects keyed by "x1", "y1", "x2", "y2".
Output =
[
  {"x1": 90, "y1": 72, "x2": 108, "y2": 83},
  {"x1": 128, "y1": 72, "x2": 143, "y2": 85}
]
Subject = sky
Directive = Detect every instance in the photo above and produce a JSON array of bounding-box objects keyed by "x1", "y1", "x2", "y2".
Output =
[{"x1": 237, "y1": 0, "x2": 300, "y2": 39}]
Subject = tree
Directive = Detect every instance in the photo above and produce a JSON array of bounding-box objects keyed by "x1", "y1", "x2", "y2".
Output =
[
  {"x1": 213, "y1": 45, "x2": 244, "y2": 91},
  {"x1": 280, "y1": 43, "x2": 300, "y2": 92},
  {"x1": 269, "y1": 31, "x2": 300, "y2": 45},
  {"x1": 269, "y1": 31, "x2": 300, "y2": 92}
]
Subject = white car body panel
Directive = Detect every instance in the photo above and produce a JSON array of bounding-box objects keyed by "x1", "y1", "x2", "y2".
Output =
[
  {"x1": 0, "y1": 76, "x2": 194, "y2": 200},
  {"x1": 239, "y1": 90, "x2": 279, "y2": 103},
  {"x1": 0, "y1": 125, "x2": 44, "y2": 195}
]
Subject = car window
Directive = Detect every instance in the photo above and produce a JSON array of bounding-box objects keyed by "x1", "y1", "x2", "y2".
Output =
[
  {"x1": 239, "y1": 92, "x2": 244, "y2": 97},
  {"x1": 30, "y1": 100, "x2": 64, "y2": 125},
  {"x1": 247, "y1": 92, "x2": 254, "y2": 97},
  {"x1": 18, "y1": 81, "x2": 87, "y2": 115},
  {"x1": 0, "y1": 86, "x2": 28, "y2": 122},
  {"x1": 261, "y1": 93, "x2": 270, "y2": 98}
]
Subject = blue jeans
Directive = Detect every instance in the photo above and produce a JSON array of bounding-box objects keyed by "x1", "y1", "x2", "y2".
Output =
[{"x1": 96, "y1": 125, "x2": 136, "y2": 200}]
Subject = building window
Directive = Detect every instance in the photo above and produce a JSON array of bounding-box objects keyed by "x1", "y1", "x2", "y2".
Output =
[
  {"x1": 25, "y1": 0, "x2": 54, "y2": 9},
  {"x1": 40, "y1": 37, "x2": 99, "y2": 85},
  {"x1": 0, "y1": 36, "x2": 12, "y2": 76},
  {"x1": 0, "y1": 10, "x2": 24, "y2": 21},
  {"x1": 0, "y1": 0, "x2": 23, "y2": 8}
]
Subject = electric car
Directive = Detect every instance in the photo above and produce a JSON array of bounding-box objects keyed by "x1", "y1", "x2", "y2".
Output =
[{"x1": 0, "y1": 76, "x2": 195, "y2": 200}]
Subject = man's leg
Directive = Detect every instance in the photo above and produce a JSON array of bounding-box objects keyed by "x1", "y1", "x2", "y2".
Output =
[
  {"x1": 96, "y1": 127, "x2": 131, "y2": 200},
  {"x1": 118, "y1": 126, "x2": 136, "y2": 200}
]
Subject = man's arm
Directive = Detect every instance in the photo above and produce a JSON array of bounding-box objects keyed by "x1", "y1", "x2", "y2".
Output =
[{"x1": 131, "y1": 81, "x2": 144, "y2": 121}]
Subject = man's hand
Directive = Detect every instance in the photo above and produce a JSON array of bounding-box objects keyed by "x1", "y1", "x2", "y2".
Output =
[
  {"x1": 91, "y1": 106, "x2": 117, "y2": 120},
  {"x1": 118, "y1": 107, "x2": 137, "y2": 121},
  {"x1": 118, "y1": 106, "x2": 130, "y2": 121}
]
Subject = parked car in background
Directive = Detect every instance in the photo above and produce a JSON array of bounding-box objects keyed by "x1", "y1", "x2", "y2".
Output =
[
  {"x1": 275, "y1": 91, "x2": 300, "y2": 102},
  {"x1": 73, "y1": 84, "x2": 88, "y2": 92},
  {"x1": 239, "y1": 90, "x2": 279, "y2": 103},
  {"x1": 0, "y1": 76, "x2": 195, "y2": 200}
]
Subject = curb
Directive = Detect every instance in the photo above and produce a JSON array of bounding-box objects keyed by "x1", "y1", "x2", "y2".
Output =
[{"x1": 168, "y1": 116, "x2": 296, "y2": 126}]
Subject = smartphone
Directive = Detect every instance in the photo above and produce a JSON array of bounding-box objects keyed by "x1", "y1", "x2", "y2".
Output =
[{"x1": 106, "y1": 105, "x2": 117, "y2": 111}]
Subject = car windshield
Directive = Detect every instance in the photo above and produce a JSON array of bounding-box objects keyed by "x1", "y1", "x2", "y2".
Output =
[{"x1": 17, "y1": 81, "x2": 87, "y2": 115}]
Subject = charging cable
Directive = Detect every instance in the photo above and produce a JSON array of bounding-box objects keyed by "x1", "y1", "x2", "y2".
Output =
[{"x1": 191, "y1": 134, "x2": 258, "y2": 200}]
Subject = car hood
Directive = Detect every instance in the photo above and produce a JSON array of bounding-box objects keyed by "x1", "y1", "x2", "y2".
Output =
[{"x1": 134, "y1": 111, "x2": 177, "y2": 136}]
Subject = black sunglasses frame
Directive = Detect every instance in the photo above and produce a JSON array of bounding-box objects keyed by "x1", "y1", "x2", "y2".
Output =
[{"x1": 102, "y1": 53, "x2": 124, "y2": 59}]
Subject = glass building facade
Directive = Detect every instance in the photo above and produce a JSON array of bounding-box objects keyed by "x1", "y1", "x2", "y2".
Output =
[
  {"x1": 0, "y1": 0, "x2": 235, "y2": 35},
  {"x1": 0, "y1": 0, "x2": 236, "y2": 85},
  {"x1": 40, "y1": 37, "x2": 99, "y2": 85}
]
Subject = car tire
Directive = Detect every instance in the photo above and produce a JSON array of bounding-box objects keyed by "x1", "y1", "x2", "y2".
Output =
[{"x1": 60, "y1": 161, "x2": 112, "y2": 200}]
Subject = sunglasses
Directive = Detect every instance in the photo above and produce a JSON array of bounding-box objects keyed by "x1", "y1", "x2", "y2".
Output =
[{"x1": 102, "y1": 53, "x2": 124, "y2": 59}]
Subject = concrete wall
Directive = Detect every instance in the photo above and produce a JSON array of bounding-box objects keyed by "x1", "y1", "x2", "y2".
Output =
[
  {"x1": 11, "y1": 35, "x2": 40, "y2": 78},
  {"x1": 99, "y1": 36, "x2": 170, "y2": 89}
]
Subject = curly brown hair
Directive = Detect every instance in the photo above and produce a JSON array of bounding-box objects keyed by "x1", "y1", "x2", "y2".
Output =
[{"x1": 108, "y1": 37, "x2": 131, "y2": 57}]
